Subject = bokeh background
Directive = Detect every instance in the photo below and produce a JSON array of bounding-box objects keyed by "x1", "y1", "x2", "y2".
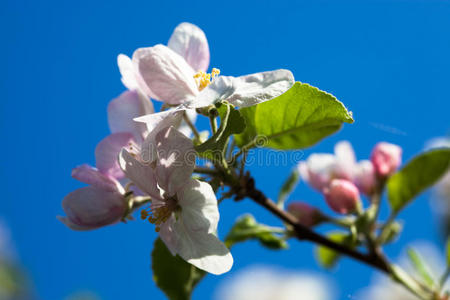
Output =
[{"x1": 1, "y1": 0, "x2": 450, "y2": 298}]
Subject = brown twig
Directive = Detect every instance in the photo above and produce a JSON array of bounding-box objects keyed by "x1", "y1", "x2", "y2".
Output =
[{"x1": 235, "y1": 176, "x2": 391, "y2": 274}]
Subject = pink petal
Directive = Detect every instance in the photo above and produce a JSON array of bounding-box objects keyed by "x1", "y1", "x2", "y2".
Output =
[
  {"x1": 71, "y1": 164, "x2": 122, "y2": 193},
  {"x1": 95, "y1": 132, "x2": 135, "y2": 179},
  {"x1": 155, "y1": 126, "x2": 195, "y2": 196},
  {"x1": 118, "y1": 149, "x2": 163, "y2": 200},
  {"x1": 133, "y1": 44, "x2": 198, "y2": 105},
  {"x1": 168, "y1": 22, "x2": 210, "y2": 72},
  {"x1": 107, "y1": 90, "x2": 154, "y2": 141},
  {"x1": 60, "y1": 186, "x2": 126, "y2": 230}
]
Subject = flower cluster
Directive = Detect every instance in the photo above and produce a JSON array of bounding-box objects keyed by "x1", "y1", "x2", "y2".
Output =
[
  {"x1": 58, "y1": 22, "x2": 295, "y2": 275},
  {"x1": 289, "y1": 141, "x2": 402, "y2": 225}
]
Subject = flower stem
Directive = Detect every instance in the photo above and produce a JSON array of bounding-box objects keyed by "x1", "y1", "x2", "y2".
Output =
[
  {"x1": 183, "y1": 111, "x2": 200, "y2": 140},
  {"x1": 209, "y1": 115, "x2": 217, "y2": 135}
]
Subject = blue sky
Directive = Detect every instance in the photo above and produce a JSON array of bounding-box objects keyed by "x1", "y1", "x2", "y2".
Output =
[{"x1": 1, "y1": 0, "x2": 450, "y2": 299}]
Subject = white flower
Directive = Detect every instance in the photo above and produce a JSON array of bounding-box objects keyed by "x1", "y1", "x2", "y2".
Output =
[
  {"x1": 119, "y1": 22, "x2": 294, "y2": 109},
  {"x1": 118, "y1": 126, "x2": 233, "y2": 275},
  {"x1": 215, "y1": 265, "x2": 335, "y2": 300}
]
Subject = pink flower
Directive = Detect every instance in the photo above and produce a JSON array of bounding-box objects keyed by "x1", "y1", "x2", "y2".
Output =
[
  {"x1": 324, "y1": 179, "x2": 360, "y2": 214},
  {"x1": 371, "y1": 142, "x2": 402, "y2": 177},
  {"x1": 287, "y1": 202, "x2": 321, "y2": 227},
  {"x1": 58, "y1": 165, "x2": 127, "y2": 230}
]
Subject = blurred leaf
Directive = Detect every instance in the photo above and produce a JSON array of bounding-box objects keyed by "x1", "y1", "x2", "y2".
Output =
[
  {"x1": 315, "y1": 232, "x2": 355, "y2": 269},
  {"x1": 387, "y1": 149, "x2": 450, "y2": 213},
  {"x1": 152, "y1": 238, "x2": 206, "y2": 300},
  {"x1": 446, "y1": 238, "x2": 450, "y2": 266},
  {"x1": 225, "y1": 214, "x2": 287, "y2": 250},
  {"x1": 195, "y1": 102, "x2": 245, "y2": 162},
  {"x1": 407, "y1": 247, "x2": 435, "y2": 288},
  {"x1": 235, "y1": 82, "x2": 354, "y2": 150},
  {"x1": 378, "y1": 221, "x2": 403, "y2": 245},
  {"x1": 277, "y1": 167, "x2": 300, "y2": 208}
]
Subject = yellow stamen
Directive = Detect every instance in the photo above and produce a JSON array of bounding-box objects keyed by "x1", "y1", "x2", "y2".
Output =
[
  {"x1": 193, "y1": 68, "x2": 221, "y2": 91},
  {"x1": 140, "y1": 200, "x2": 178, "y2": 233}
]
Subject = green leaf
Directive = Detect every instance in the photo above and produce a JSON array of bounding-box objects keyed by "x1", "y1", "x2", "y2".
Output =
[
  {"x1": 387, "y1": 149, "x2": 450, "y2": 213},
  {"x1": 315, "y1": 232, "x2": 355, "y2": 269},
  {"x1": 235, "y1": 82, "x2": 354, "y2": 150},
  {"x1": 225, "y1": 214, "x2": 287, "y2": 250},
  {"x1": 277, "y1": 167, "x2": 300, "y2": 208},
  {"x1": 407, "y1": 247, "x2": 435, "y2": 288},
  {"x1": 195, "y1": 102, "x2": 246, "y2": 162},
  {"x1": 152, "y1": 238, "x2": 206, "y2": 300}
]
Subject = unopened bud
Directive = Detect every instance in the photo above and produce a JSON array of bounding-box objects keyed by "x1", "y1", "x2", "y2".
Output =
[
  {"x1": 288, "y1": 202, "x2": 322, "y2": 227},
  {"x1": 324, "y1": 179, "x2": 360, "y2": 214},
  {"x1": 371, "y1": 142, "x2": 402, "y2": 177}
]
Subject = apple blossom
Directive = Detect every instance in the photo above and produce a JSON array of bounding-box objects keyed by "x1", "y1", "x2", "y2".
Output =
[
  {"x1": 371, "y1": 142, "x2": 402, "y2": 177},
  {"x1": 58, "y1": 164, "x2": 127, "y2": 231},
  {"x1": 132, "y1": 43, "x2": 294, "y2": 108},
  {"x1": 299, "y1": 141, "x2": 377, "y2": 195},
  {"x1": 118, "y1": 126, "x2": 233, "y2": 275},
  {"x1": 324, "y1": 179, "x2": 360, "y2": 214},
  {"x1": 119, "y1": 22, "x2": 294, "y2": 109}
]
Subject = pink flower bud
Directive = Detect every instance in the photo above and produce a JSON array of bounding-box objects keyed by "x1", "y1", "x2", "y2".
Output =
[
  {"x1": 371, "y1": 142, "x2": 402, "y2": 177},
  {"x1": 288, "y1": 202, "x2": 321, "y2": 227},
  {"x1": 324, "y1": 179, "x2": 360, "y2": 214},
  {"x1": 58, "y1": 186, "x2": 127, "y2": 230},
  {"x1": 58, "y1": 165, "x2": 127, "y2": 230},
  {"x1": 354, "y1": 160, "x2": 377, "y2": 195}
]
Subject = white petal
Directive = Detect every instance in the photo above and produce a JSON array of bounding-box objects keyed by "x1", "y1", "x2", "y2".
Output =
[
  {"x1": 172, "y1": 227, "x2": 233, "y2": 275},
  {"x1": 107, "y1": 90, "x2": 154, "y2": 141},
  {"x1": 177, "y1": 179, "x2": 219, "y2": 232},
  {"x1": 302, "y1": 154, "x2": 336, "y2": 191},
  {"x1": 136, "y1": 109, "x2": 184, "y2": 164},
  {"x1": 228, "y1": 70, "x2": 294, "y2": 107},
  {"x1": 117, "y1": 54, "x2": 155, "y2": 98},
  {"x1": 168, "y1": 22, "x2": 210, "y2": 72},
  {"x1": 187, "y1": 76, "x2": 234, "y2": 108},
  {"x1": 158, "y1": 216, "x2": 178, "y2": 255},
  {"x1": 118, "y1": 149, "x2": 163, "y2": 200},
  {"x1": 95, "y1": 132, "x2": 135, "y2": 179},
  {"x1": 334, "y1": 140, "x2": 357, "y2": 180},
  {"x1": 189, "y1": 70, "x2": 294, "y2": 108},
  {"x1": 334, "y1": 141, "x2": 356, "y2": 166},
  {"x1": 155, "y1": 127, "x2": 195, "y2": 196},
  {"x1": 133, "y1": 44, "x2": 198, "y2": 105},
  {"x1": 159, "y1": 179, "x2": 233, "y2": 274}
]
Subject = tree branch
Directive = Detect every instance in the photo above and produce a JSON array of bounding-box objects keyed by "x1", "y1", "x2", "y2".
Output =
[{"x1": 242, "y1": 178, "x2": 391, "y2": 274}]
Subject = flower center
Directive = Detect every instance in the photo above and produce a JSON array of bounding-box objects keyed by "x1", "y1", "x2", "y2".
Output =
[
  {"x1": 140, "y1": 197, "x2": 179, "y2": 232},
  {"x1": 193, "y1": 68, "x2": 220, "y2": 91}
]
